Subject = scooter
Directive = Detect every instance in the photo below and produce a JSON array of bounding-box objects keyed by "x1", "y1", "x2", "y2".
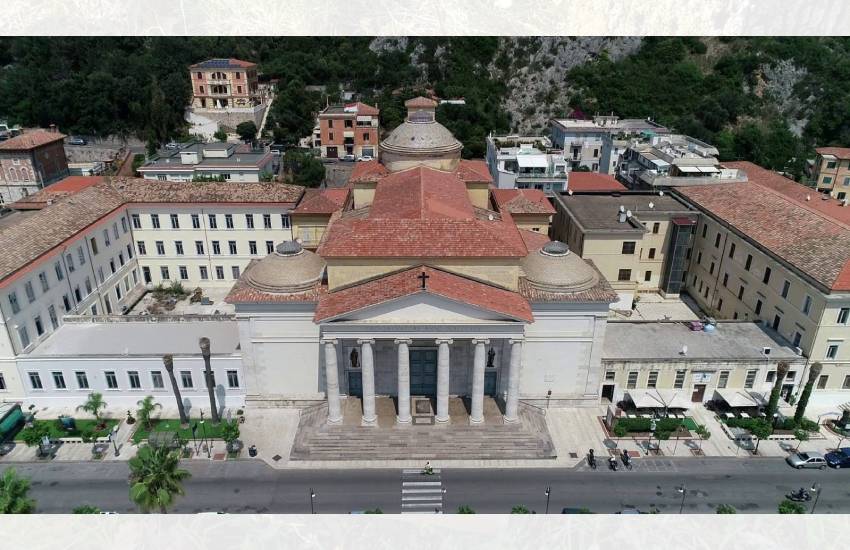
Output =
[
  {"x1": 786, "y1": 488, "x2": 812, "y2": 502},
  {"x1": 621, "y1": 449, "x2": 632, "y2": 470},
  {"x1": 587, "y1": 449, "x2": 597, "y2": 470},
  {"x1": 608, "y1": 456, "x2": 618, "y2": 471}
]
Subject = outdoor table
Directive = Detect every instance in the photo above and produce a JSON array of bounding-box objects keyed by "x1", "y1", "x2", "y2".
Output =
[
  {"x1": 640, "y1": 414, "x2": 651, "y2": 419},
  {"x1": 724, "y1": 412, "x2": 735, "y2": 419},
  {"x1": 740, "y1": 412, "x2": 750, "y2": 418},
  {"x1": 627, "y1": 414, "x2": 636, "y2": 418}
]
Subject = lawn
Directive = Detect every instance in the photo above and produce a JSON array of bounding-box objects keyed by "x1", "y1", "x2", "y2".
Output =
[
  {"x1": 14, "y1": 418, "x2": 119, "y2": 441},
  {"x1": 132, "y1": 418, "x2": 236, "y2": 444}
]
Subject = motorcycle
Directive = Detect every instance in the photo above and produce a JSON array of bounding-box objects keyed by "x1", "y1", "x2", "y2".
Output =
[
  {"x1": 587, "y1": 449, "x2": 597, "y2": 470},
  {"x1": 608, "y1": 456, "x2": 618, "y2": 471},
  {"x1": 621, "y1": 449, "x2": 632, "y2": 470},
  {"x1": 786, "y1": 488, "x2": 812, "y2": 502}
]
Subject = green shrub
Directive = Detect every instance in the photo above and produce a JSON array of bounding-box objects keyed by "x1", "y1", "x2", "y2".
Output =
[
  {"x1": 511, "y1": 505, "x2": 531, "y2": 514},
  {"x1": 780, "y1": 418, "x2": 797, "y2": 431},
  {"x1": 716, "y1": 504, "x2": 737, "y2": 514},
  {"x1": 615, "y1": 418, "x2": 683, "y2": 433},
  {"x1": 798, "y1": 418, "x2": 819, "y2": 433},
  {"x1": 457, "y1": 505, "x2": 475, "y2": 514},
  {"x1": 73, "y1": 505, "x2": 101, "y2": 514},
  {"x1": 364, "y1": 508, "x2": 383, "y2": 514},
  {"x1": 778, "y1": 500, "x2": 806, "y2": 514}
]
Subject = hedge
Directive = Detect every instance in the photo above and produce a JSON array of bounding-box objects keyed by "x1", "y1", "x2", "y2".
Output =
[
  {"x1": 724, "y1": 416, "x2": 818, "y2": 432},
  {"x1": 615, "y1": 418, "x2": 683, "y2": 433}
]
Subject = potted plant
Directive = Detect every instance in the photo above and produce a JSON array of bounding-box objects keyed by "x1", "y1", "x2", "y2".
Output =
[{"x1": 222, "y1": 422, "x2": 242, "y2": 455}]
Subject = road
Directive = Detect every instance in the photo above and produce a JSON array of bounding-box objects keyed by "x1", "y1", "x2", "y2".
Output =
[{"x1": 3, "y1": 458, "x2": 848, "y2": 514}]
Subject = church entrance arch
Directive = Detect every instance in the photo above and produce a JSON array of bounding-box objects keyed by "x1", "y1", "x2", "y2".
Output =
[{"x1": 409, "y1": 348, "x2": 438, "y2": 396}]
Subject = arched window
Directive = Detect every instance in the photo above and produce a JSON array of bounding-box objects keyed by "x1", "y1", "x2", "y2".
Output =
[
  {"x1": 9, "y1": 167, "x2": 19, "y2": 181},
  {"x1": 21, "y1": 168, "x2": 30, "y2": 181}
]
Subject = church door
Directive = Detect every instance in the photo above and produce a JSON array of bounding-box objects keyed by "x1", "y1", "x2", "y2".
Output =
[
  {"x1": 409, "y1": 349, "x2": 438, "y2": 396},
  {"x1": 348, "y1": 372, "x2": 362, "y2": 398},
  {"x1": 484, "y1": 371, "x2": 498, "y2": 397}
]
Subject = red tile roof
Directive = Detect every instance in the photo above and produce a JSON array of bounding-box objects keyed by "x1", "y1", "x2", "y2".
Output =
[
  {"x1": 405, "y1": 96, "x2": 438, "y2": 108},
  {"x1": 518, "y1": 228, "x2": 552, "y2": 251},
  {"x1": 816, "y1": 147, "x2": 850, "y2": 160},
  {"x1": 0, "y1": 130, "x2": 66, "y2": 151},
  {"x1": 676, "y1": 171, "x2": 850, "y2": 292},
  {"x1": 492, "y1": 189, "x2": 556, "y2": 215},
  {"x1": 112, "y1": 177, "x2": 303, "y2": 205},
  {"x1": 347, "y1": 102, "x2": 379, "y2": 116},
  {"x1": 455, "y1": 159, "x2": 493, "y2": 183},
  {"x1": 314, "y1": 266, "x2": 533, "y2": 322},
  {"x1": 190, "y1": 58, "x2": 256, "y2": 69},
  {"x1": 9, "y1": 176, "x2": 103, "y2": 210},
  {"x1": 292, "y1": 188, "x2": 348, "y2": 214},
  {"x1": 567, "y1": 172, "x2": 627, "y2": 192},
  {"x1": 318, "y1": 166, "x2": 528, "y2": 258},
  {"x1": 349, "y1": 159, "x2": 390, "y2": 184}
]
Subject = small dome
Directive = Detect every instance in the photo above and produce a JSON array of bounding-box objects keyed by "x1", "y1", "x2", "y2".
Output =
[
  {"x1": 244, "y1": 241, "x2": 325, "y2": 293},
  {"x1": 380, "y1": 120, "x2": 463, "y2": 157},
  {"x1": 522, "y1": 241, "x2": 599, "y2": 293}
]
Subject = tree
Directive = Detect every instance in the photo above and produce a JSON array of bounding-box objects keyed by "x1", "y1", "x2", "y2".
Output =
[
  {"x1": 511, "y1": 505, "x2": 531, "y2": 514},
  {"x1": 695, "y1": 424, "x2": 711, "y2": 452},
  {"x1": 613, "y1": 423, "x2": 628, "y2": 447},
  {"x1": 136, "y1": 396, "x2": 162, "y2": 430},
  {"x1": 715, "y1": 504, "x2": 737, "y2": 514},
  {"x1": 128, "y1": 445, "x2": 191, "y2": 513},
  {"x1": 199, "y1": 337, "x2": 220, "y2": 424},
  {"x1": 0, "y1": 468, "x2": 36, "y2": 513},
  {"x1": 778, "y1": 499, "x2": 806, "y2": 514},
  {"x1": 283, "y1": 150, "x2": 325, "y2": 187},
  {"x1": 750, "y1": 419, "x2": 773, "y2": 454},
  {"x1": 794, "y1": 428, "x2": 810, "y2": 451},
  {"x1": 765, "y1": 361, "x2": 790, "y2": 420},
  {"x1": 794, "y1": 362, "x2": 822, "y2": 425},
  {"x1": 73, "y1": 505, "x2": 101, "y2": 514},
  {"x1": 76, "y1": 392, "x2": 107, "y2": 425},
  {"x1": 236, "y1": 121, "x2": 258, "y2": 144},
  {"x1": 163, "y1": 354, "x2": 189, "y2": 428},
  {"x1": 213, "y1": 128, "x2": 228, "y2": 142},
  {"x1": 19, "y1": 422, "x2": 50, "y2": 447},
  {"x1": 457, "y1": 505, "x2": 475, "y2": 514}
]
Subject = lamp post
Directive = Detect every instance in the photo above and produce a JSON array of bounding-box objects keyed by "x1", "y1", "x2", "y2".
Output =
[
  {"x1": 199, "y1": 410, "x2": 210, "y2": 459},
  {"x1": 310, "y1": 488, "x2": 316, "y2": 514},
  {"x1": 677, "y1": 483, "x2": 686, "y2": 514},
  {"x1": 109, "y1": 425, "x2": 120, "y2": 457},
  {"x1": 810, "y1": 482, "x2": 821, "y2": 514},
  {"x1": 773, "y1": 412, "x2": 780, "y2": 429},
  {"x1": 544, "y1": 486, "x2": 551, "y2": 514},
  {"x1": 648, "y1": 418, "x2": 657, "y2": 456}
]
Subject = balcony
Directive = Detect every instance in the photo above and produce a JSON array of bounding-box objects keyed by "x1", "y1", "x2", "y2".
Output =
[{"x1": 639, "y1": 169, "x2": 748, "y2": 187}]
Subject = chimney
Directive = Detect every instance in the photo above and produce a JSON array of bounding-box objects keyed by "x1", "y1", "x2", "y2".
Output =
[
  {"x1": 49, "y1": 124, "x2": 57, "y2": 133},
  {"x1": 618, "y1": 205, "x2": 627, "y2": 223}
]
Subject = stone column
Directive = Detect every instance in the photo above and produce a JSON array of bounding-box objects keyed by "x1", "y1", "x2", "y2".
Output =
[
  {"x1": 395, "y1": 339, "x2": 412, "y2": 424},
  {"x1": 358, "y1": 339, "x2": 377, "y2": 426},
  {"x1": 504, "y1": 339, "x2": 523, "y2": 424},
  {"x1": 435, "y1": 339, "x2": 452, "y2": 424},
  {"x1": 322, "y1": 339, "x2": 342, "y2": 424},
  {"x1": 469, "y1": 339, "x2": 489, "y2": 425}
]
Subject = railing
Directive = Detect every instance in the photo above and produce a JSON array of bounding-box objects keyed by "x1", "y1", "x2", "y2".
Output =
[
  {"x1": 515, "y1": 172, "x2": 568, "y2": 180},
  {"x1": 640, "y1": 170, "x2": 748, "y2": 187},
  {"x1": 62, "y1": 314, "x2": 235, "y2": 323}
]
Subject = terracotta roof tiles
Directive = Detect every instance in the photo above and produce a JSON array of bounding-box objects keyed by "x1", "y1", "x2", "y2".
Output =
[
  {"x1": 492, "y1": 189, "x2": 556, "y2": 215},
  {"x1": 292, "y1": 188, "x2": 349, "y2": 214},
  {"x1": 567, "y1": 172, "x2": 627, "y2": 192},
  {"x1": 348, "y1": 159, "x2": 390, "y2": 184},
  {"x1": 0, "y1": 130, "x2": 66, "y2": 151},
  {"x1": 816, "y1": 147, "x2": 850, "y2": 160}
]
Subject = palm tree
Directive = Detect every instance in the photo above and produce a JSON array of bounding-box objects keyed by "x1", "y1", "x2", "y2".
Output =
[
  {"x1": 163, "y1": 355, "x2": 189, "y2": 428},
  {"x1": 0, "y1": 468, "x2": 36, "y2": 513},
  {"x1": 136, "y1": 396, "x2": 162, "y2": 430},
  {"x1": 76, "y1": 392, "x2": 107, "y2": 426},
  {"x1": 794, "y1": 362, "x2": 823, "y2": 425},
  {"x1": 199, "y1": 337, "x2": 220, "y2": 424},
  {"x1": 128, "y1": 445, "x2": 191, "y2": 513},
  {"x1": 765, "y1": 361, "x2": 790, "y2": 419}
]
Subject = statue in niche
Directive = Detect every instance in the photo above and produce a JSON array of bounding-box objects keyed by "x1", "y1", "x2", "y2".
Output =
[
  {"x1": 486, "y1": 347, "x2": 496, "y2": 368},
  {"x1": 350, "y1": 347, "x2": 360, "y2": 369}
]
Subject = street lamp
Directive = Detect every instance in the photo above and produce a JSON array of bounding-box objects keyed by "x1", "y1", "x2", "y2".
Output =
[
  {"x1": 309, "y1": 488, "x2": 316, "y2": 514},
  {"x1": 109, "y1": 425, "x2": 120, "y2": 457},
  {"x1": 544, "y1": 486, "x2": 551, "y2": 514},
  {"x1": 810, "y1": 482, "x2": 821, "y2": 514},
  {"x1": 773, "y1": 412, "x2": 780, "y2": 429},
  {"x1": 648, "y1": 418, "x2": 657, "y2": 456},
  {"x1": 677, "y1": 483, "x2": 686, "y2": 514},
  {"x1": 199, "y1": 410, "x2": 210, "y2": 459}
]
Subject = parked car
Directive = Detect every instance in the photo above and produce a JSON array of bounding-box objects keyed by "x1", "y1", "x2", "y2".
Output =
[
  {"x1": 67, "y1": 136, "x2": 87, "y2": 146},
  {"x1": 786, "y1": 451, "x2": 827, "y2": 470},
  {"x1": 357, "y1": 155, "x2": 374, "y2": 162},
  {"x1": 341, "y1": 154, "x2": 356, "y2": 162},
  {"x1": 825, "y1": 447, "x2": 850, "y2": 468},
  {"x1": 164, "y1": 141, "x2": 180, "y2": 150}
]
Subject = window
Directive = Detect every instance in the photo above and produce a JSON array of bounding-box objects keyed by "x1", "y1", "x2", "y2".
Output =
[
  {"x1": 701, "y1": 224, "x2": 707, "y2": 238},
  {"x1": 697, "y1": 252, "x2": 702, "y2": 264},
  {"x1": 781, "y1": 280, "x2": 790, "y2": 298},
  {"x1": 648, "y1": 222, "x2": 660, "y2": 235},
  {"x1": 824, "y1": 176, "x2": 834, "y2": 184},
  {"x1": 180, "y1": 371, "x2": 193, "y2": 388},
  {"x1": 52, "y1": 371, "x2": 66, "y2": 389},
  {"x1": 115, "y1": 285, "x2": 122, "y2": 301},
  {"x1": 737, "y1": 286, "x2": 744, "y2": 300},
  {"x1": 226, "y1": 370, "x2": 240, "y2": 388},
  {"x1": 617, "y1": 269, "x2": 631, "y2": 281},
  {"x1": 90, "y1": 304, "x2": 97, "y2": 315},
  {"x1": 818, "y1": 375, "x2": 829, "y2": 390},
  {"x1": 215, "y1": 266, "x2": 225, "y2": 280},
  {"x1": 231, "y1": 266, "x2": 240, "y2": 279},
  {"x1": 837, "y1": 307, "x2": 850, "y2": 324},
  {"x1": 717, "y1": 298, "x2": 723, "y2": 311},
  {"x1": 722, "y1": 273, "x2": 729, "y2": 287},
  {"x1": 74, "y1": 286, "x2": 82, "y2": 302},
  {"x1": 762, "y1": 267, "x2": 771, "y2": 284},
  {"x1": 208, "y1": 214, "x2": 217, "y2": 229},
  {"x1": 126, "y1": 244, "x2": 133, "y2": 259},
  {"x1": 328, "y1": 120, "x2": 334, "y2": 128},
  {"x1": 54, "y1": 262, "x2": 64, "y2": 281},
  {"x1": 132, "y1": 214, "x2": 141, "y2": 229},
  {"x1": 142, "y1": 267, "x2": 151, "y2": 284},
  {"x1": 237, "y1": 85, "x2": 243, "y2": 94},
  {"x1": 766, "y1": 371, "x2": 776, "y2": 383},
  {"x1": 113, "y1": 223, "x2": 119, "y2": 240},
  {"x1": 647, "y1": 371, "x2": 658, "y2": 388},
  {"x1": 160, "y1": 266, "x2": 170, "y2": 280},
  {"x1": 845, "y1": 376, "x2": 850, "y2": 390},
  {"x1": 25, "y1": 281, "x2": 36, "y2": 303},
  {"x1": 103, "y1": 229, "x2": 110, "y2": 246},
  {"x1": 744, "y1": 370, "x2": 757, "y2": 389},
  {"x1": 66, "y1": 253, "x2": 75, "y2": 272},
  {"x1": 8, "y1": 292, "x2": 20, "y2": 314},
  {"x1": 0, "y1": 373, "x2": 4, "y2": 390},
  {"x1": 266, "y1": 241, "x2": 274, "y2": 254},
  {"x1": 717, "y1": 371, "x2": 730, "y2": 389},
  {"x1": 175, "y1": 241, "x2": 184, "y2": 255},
  {"x1": 98, "y1": 267, "x2": 105, "y2": 284},
  {"x1": 104, "y1": 296, "x2": 112, "y2": 314},
  {"x1": 709, "y1": 262, "x2": 715, "y2": 275},
  {"x1": 281, "y1": 214, "x2": 291, "y2": 229},
  {"x1": 191, "y1": 214, "x2": 200, "y2": 229},
  {"x1": 728, "y1": 243, "x2": 735, "y2": 259},
  {"x1": 199, "y1": 266, "x2": 209, "y2": 280},
  {"x1": 648, "y1": 248, "x2": 656, "y2": 259},
  {"x1": 225, "y1": 214, "x2": 234, "y2": 229},
  {"x1": 621, "y1": 241, "x2": 636, "y2": 255},
  {"x1": 626, "y1": 371, "x2": 638, "y2": 389},
  {"x1": 196, "y1": 241, "x2": 205, "y2": 255},
  {"x1": 826, "y1": 160, "x2": 837, "y2": 169},
  {"x1": 179, "y1": 266, "x2": 188, "y2": 280},
  {"x1": 151, "y1": 371, "x2": 164, "y2": 389},
  {"x1": 644, "y1": 270, "x2": 652, "y2": 282},
  {"x1": 802, "y1": 295, "x2": 812, "y2": 316},
  {"x1": 228, "y1": 241, "x2": 237, "y2": 254},
  {"x1": 235, "y1": 71, "x2": 241, "y2": 79},
  {"x1": 212, "y1": 241, "x2": 221, "y2": 255},
  {"x1": 121, "y1": 217, "x2": 128, "y2": 233},
  {"x1": 329, "y1": 132, "x2": 334, "y2": 141},
  {"x1": 118, "y1": 252, "x2": 125, "y2": 267},
  {"x1": 155, "y1": 241, "x2": 165, "y2": 255},
  {"x1": 745, "y1": 254, "x2": 752, "y2": 271},
  {"x1": 263, "y1": 214, "x2": 272, "y2": 229},
  {"x1": 249, "y1": 241, "x2": 257, "y2": 255},
  {"x1": 827, "y1": 344, "x2": 840, "y2": 359},
  {"x1": 674, "y1": 370, "x2": 686, "y2": 389},
  {"x1": 170, "y1": 214, "x2": 180, "y2": 229},
  {"x1": 128, "y1": 371, "x2": 141, "y2": 389},
  {"x1": 245, "y1": 214, "x2": 255, "y2": 229},
  {"x1": 76, "y1": 371, "x2": 89, "y2": 389},
  {"x1": 755, "y1": 299, "x2": 763, "y2": 315},
  {"x1": 151, "y1": 214, "x2": 160, "y2": 229},
  {"x1": 793, "y1": 332, "x2": 802, "y2": 348},
  {"x1": 48, "y1": 305, "x2": 58, "y2": 329},
  {"x1": 105, "y1": 371, "x2": 118, "y2": 389},
  {"x1": 605, "y1": 371, "x2": 616, "y2": 381},
  {"x1": 29, "y1": 372, "x2": 42, "y2": 390},
  {"x1": 714, "y1": 233, "x2": 721, "y2": 248},
  {"x1": 772, "y1": 314, "x2": 781, "y2": 331},
  {"x1": 62, "y1": 294, "x2": 71, "y2": 312}
]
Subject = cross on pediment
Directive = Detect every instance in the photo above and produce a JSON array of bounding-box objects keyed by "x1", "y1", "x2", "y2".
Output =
[{"x1": 417, "y1": 271, "x2": 430, "y2": 290}]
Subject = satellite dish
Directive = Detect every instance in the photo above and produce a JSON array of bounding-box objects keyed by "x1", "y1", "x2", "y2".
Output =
[
  {"x1": 487, "y1": 214, "x2": 494, "y2": 221},
  {"x1": 659, "y1": 190, "x2": 664, "y2": 196},
  {"x1": 619, "y1": 205, "x2": 625, "y2": 213},
  {"x1": 626, "y1": 210, "x2": 632, "y2": 218},
  {"x1": 648, "y1": 201, "x2": 655, "y2": 209},
  {"x1": 680, "y1": 345, "x2": 688, "y2": 356}
]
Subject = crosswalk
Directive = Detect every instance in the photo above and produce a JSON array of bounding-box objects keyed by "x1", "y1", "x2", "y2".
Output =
[{"x1": 401, "y1": 468, "x2": 444, "y2": 513}]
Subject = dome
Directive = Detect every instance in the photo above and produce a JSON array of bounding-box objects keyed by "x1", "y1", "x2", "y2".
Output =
[
  {"x1": 244, "y1": 241, "x2": 325, "y2": 293},
  {"x1": 380, "y1": 120, "x2": 463, "y2": 157},
  {"x1": 521, "y1": 241, "x2": 599, "y2": 293}
]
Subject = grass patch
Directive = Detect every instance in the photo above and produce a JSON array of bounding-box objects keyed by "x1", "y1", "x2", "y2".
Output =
[
  {"x1": 615, "y1": 417, "x2": 694, "y2": 433},
  {"x1": 132, "y1": 418, "x2": 235, "y2": 444},
  {"x1": 14, "y1": 418, "x2": 119, "y2": 441}
]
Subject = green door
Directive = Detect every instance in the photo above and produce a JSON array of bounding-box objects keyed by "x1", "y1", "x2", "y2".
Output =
[
  {"x1": 348, "y1": 371, "x2": 362, "y2": 397},
  {"x1": 409, "y1": 349, "x2": 438, "y2": 396}
]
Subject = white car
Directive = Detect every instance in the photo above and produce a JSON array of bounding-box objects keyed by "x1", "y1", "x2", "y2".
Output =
[
  {"x1": 164, "y1": 142, "x2": 180, "y2": 150},
  {"x1": 341, "y1": 154, "x2": 356, "y2": 162},
  {"x1": 357, "y1": 155, "x2": 374, "y2": 162}
]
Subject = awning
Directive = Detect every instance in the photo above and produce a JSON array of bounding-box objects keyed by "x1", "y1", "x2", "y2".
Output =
[
  {"x1": 713, "y1": 388, "x2": 767, "y2": 408},
  {"x1": 676, "y1": 166, "x2": 701, "y2": 173},
  {"x1": 697, "y1": 166, "x2": 720, "y2": 173},
  {"x1": 626, "y1": 389, "x2": 692, "y2": 410},
  {"x1": 650, "y1": 158, "x2": 670, "y2": 168},
  {"x1": 356, "y1": 115, "x2": 373, "y2": 122},
  {"x1": 516, "y1": 155, "x2": 548, "y2": 169}
]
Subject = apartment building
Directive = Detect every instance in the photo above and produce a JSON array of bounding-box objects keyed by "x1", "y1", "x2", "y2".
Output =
[
  {"x1": 0, "y1": 129, "x2": 70, "y2": 204},
  {"x1": 485, "y1": 134, "x2": 568, "y2": 191},
  {"x1": 137, "y1": 142, "x2": 275, "y2": 183},
  {"x1": 676, "y1": 162, "x2": 850, "y2": 405},
  {"x1": 812, "y1": 147, "x2": 850, "y2": 199},
  {"x1": 316, "y1": 102, "x2": 380, "y2": 159},
  {"x1": 550, "y1": 192, "x2": 698, "y2": 309},
  {"x1": 186, "y1": 58, "x2": 269, "y2": 135}
]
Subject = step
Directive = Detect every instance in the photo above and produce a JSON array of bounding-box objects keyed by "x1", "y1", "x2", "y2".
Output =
[
  {"x1": 402, "y1": 502, "x2": 443, "y2": 509},
  {"x1": 400, "y1": 494, "x2": 444, "y2": 502}
]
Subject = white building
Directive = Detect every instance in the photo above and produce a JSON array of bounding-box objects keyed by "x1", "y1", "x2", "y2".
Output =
[
  {"x1": 485, "y1": 134, "x2": 568, "y2": 192},
  {"x1": 137, "y1": 142, "x2": 275, "y2": 183}
]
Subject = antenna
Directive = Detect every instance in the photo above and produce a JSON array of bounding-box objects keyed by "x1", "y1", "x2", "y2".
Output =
[
  {"x1": 619, "y1": 205, "x2": 625, "y2": 213},
  {"x1": 680, "y1": 345, "x2": 688, "y2": 356}
]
